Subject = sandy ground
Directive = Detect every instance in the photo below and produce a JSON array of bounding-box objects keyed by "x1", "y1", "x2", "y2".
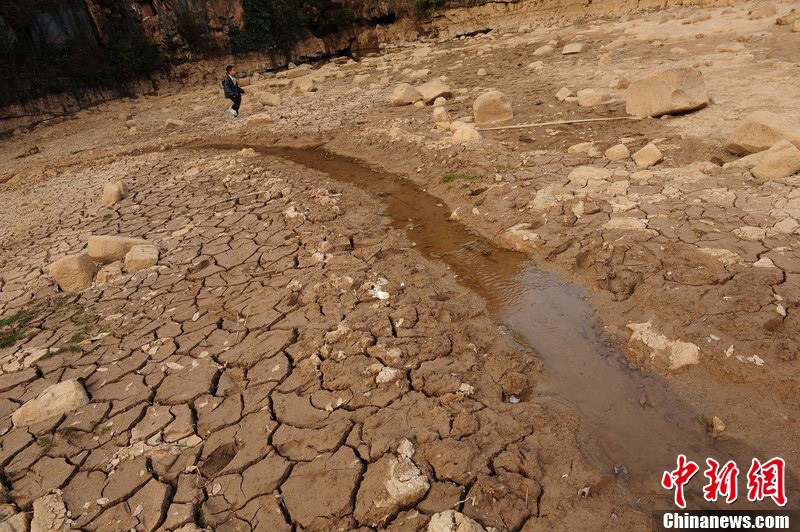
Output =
[{"x1": 1, "y1": 0, "x2": 800, "y2": 529}]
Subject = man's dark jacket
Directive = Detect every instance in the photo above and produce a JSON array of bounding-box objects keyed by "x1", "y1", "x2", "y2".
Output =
[{"x1": 223, "y1": 76, "x2": 244, "y2": 100}]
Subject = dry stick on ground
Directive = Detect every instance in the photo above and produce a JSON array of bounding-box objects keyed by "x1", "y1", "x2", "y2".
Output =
[{"x1": 476, "y1": 116, "x2": 642, "y2": 131}]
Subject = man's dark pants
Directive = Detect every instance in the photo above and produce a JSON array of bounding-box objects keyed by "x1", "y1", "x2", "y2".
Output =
[{"x1": 230, "y1": 95, "x2": 241, "y2": 112}]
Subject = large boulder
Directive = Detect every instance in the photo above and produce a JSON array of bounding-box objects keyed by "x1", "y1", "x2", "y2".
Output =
[
  {"x1": 416, "y1": 79, "x2": 453, "y2": 104},
  {"x1": 88, "y1": 235, "x2": 149, "y2": 263},
  {"x1": 725, "y1": 111, "x2": 800, "y2": 154},
  {"x1": 49, "y1": 254, "x2": 97, "y2": 292},
  {"x1": 473, "y1": 90, "x2": 513, "y2": 125},
  {"x1": 124, "y1": 244, "x2": 160, "y2": 273},
  {"x1": 391, "y1": 83, "x2": 422, "y2": 106},
  {"x1": 625, "y1": 67, "x2": 708, "y2": 117},
  {"x1": 12, "y1": 380, "x2": 90, "y2": 427},
  {"x1": 751, "y1": 140, "x2": 800, "y2": 180}
]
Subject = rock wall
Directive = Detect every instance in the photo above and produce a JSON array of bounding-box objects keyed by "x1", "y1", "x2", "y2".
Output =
[{"x1": 0, "y1": 0, "x2": 736, "y2": 133}]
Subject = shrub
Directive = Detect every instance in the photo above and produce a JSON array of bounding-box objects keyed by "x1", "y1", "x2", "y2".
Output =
[
  {"x1": 442, "y1": 172, "x2": 480, "y2": 183},
  {"x1": 415, "y1": 0, "x2": 443, "y2": 16}
]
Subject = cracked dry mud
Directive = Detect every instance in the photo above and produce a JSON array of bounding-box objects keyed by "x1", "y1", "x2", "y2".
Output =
[
  {"x1": 2, "y1": 0, "x2": 800, "y2": 529},
  {"x1": 0, "y1": 150, "x2": 648, "y2": 530}
]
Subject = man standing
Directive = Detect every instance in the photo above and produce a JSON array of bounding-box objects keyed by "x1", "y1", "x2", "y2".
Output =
[{"x1": 223, "y1": 64, "x2": 245, "y2": 117}]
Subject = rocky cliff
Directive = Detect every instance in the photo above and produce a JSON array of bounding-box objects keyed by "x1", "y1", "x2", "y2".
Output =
[{"x1": 1, "y1": 0, "x2": 734, "y2": 132}]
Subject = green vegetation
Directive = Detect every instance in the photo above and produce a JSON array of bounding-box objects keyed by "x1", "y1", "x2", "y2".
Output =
[
  {"x1": 173, "y1": 2, "x2": 217, "y2": 55},
  {"x1": 230, "y1": 0, "x2": 355, "y2": 55},
  {"x1": 415, "y1": 0, "x2": 443, "y2": 16},
  {"x1": 0, "y1": 2, "x2": 163, "y2": 107},
  {"x1": 0, "y1": 306, "x2": 40, "y2": 348},
  {"x1": 36, "y1": 435, "x2": 54, "y2": 455},
  {"x1": 697, "y1": 413, "x2": 713, "y2": 432},
  {"x1": 59, "y1": 426, "x2": 79, "y2": 442},
  {"x1": 442, "y1": 172, "x2": 480, "y2": 183}
]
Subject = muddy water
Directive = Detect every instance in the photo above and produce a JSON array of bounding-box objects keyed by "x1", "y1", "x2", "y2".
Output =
[{"x1": 204, "y1": 144, "x2": 760, "y2": 510}]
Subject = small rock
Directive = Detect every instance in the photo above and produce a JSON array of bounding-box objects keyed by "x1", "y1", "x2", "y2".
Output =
[
  {"x1": 776, "y1": 9, "x2": 800, "y2": 25},
  {"x1": 562, "y1": 42, "x2": 585, "y2": 54},
  {"x1": 633, "y1": 143, "x2": 663, "y2": 168},
  {"x1": 433, "y1": 97, "x2": 447, "y2": 107},
  {"x1": 49, "y1": 253, "x2": 97, "y2": 292},
  {"x1": 95, "y1": 261, "x2": 124, "y2": 284},
  {"x1": 292, "y1": 76, "x2": 317, "y2": 93},
  {"x1": 258, "y1": 92, "x2": 281, "y2": 106},
  {"x1": 355, "y1": 454, "x2": 429, "y2": 526},
  {"x1": 391, "y1": 83, "x2": 423, "y2": 106},
  {"x1": 451, "y1": 124, "x2": 482, "y2": 144},
  {"x1": 476, "y1": 68, "x2": 487, "y2": 76},
  {"x1": 101, "y1": 181, "x2": 127, "y2": 206},
  {"x1": 555, "y1": 87, "x2": 574, "y2": 101},
  {"x1": 31, "y1": 492, "x2": 69, "y2": 532},
  {"x1": 417, "y1": 79, "x2": 453, "y2": 103},
  {"x1": 568, "y1": 141, "x2": 595, "y2": 154},
  {"x1": 12, "y1": 380, "x2": 90, "y2": 427},
  {"x1": 164, "y1": 118, "x2": 185, "y2": 129},
  {"x1": 794, "y1": 19, "x2": 800, "y2": 32},
  {"x1": 124, "y1": 244, "x2": 160, "y2": 273},
  {"x1": 751, "y1": 140, "x2": 800, "y2": 180},
  {"x1": 427, "y1": 510, "x2": 485, "y2": 532},
  {"x1": 473, "y1": 90, "x2": 513, "y2": 125},
  {"x1": 605, "y1": 144, "x2": 631, "y2": 160},
  {"x1": 353, "y1": 74, "x2": 370, "y2": 87},
  {"x1": 410, "y1": 68, "x2": 431, "y2": 80},
  {"x1": 625, "y1": 67, "x2": 708, "y2": 117},
  {"x1": 576, "y1": 88, "x2": 612, "y2": 107},
  {"x1": 433, "y1": 107, "x2": 451, "y2": 123},
  {"x1": 498, "y1": 223, "x2": 542, "y2": 252},
  {"x1": 533, "y1": 44, "x2": 554, "y2": 56},
  {"x1": 711, "y1": 416, "x2": 726, "y2": 437},
  {"x1": 88, "y1": 235, "x2": 149, "y2": 263},
  {"x1": 725, "y1": 111, "x2": 800, "y2": 154}
]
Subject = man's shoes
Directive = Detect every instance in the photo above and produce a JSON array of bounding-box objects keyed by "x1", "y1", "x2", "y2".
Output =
[{"x1": 230, "y1": 109, "x2": 239, "y2": 117}]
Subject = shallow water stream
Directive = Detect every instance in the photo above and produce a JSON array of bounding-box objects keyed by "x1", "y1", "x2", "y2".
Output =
[{"x1": 203, "y1": 143, "x2": 771, "y2": 511}]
